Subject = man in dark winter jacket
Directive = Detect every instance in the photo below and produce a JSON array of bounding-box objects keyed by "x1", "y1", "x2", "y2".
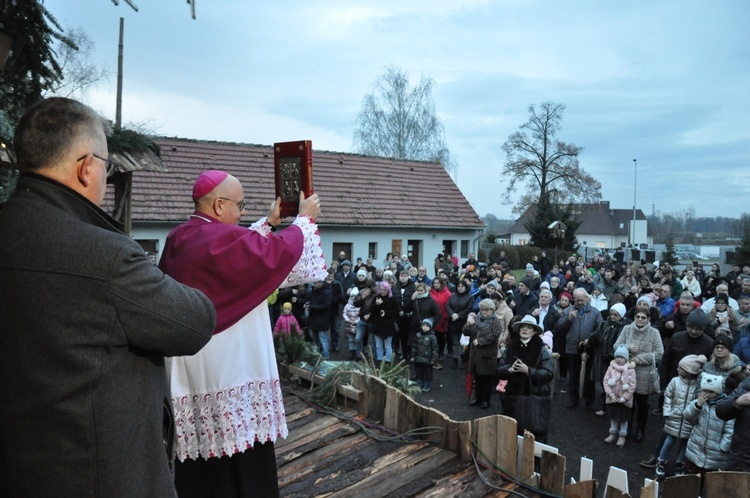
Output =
[{"x1": 716, "y1": 376, "x2": 750, "y2": 471}]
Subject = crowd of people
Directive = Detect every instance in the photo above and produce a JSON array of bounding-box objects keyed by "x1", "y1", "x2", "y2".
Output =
[{"x1": 270, "y1": 249, "x2": 750, "y2": 485}]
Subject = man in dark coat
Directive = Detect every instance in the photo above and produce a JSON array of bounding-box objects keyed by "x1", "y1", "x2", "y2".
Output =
[
  {"x1": 716, "y1": 376, "x2": 750, "y2": 471},
  {"x1": 512, "y1": 277, "x2": 539, "y2": 317},
  {"x1": 0, "y1": 98, "x2": 216, "y2": 497}
]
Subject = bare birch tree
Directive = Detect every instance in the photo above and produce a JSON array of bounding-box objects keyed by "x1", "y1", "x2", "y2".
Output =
[{"x1": 353, "y1": 67, "x2": 455, "y2": 175}]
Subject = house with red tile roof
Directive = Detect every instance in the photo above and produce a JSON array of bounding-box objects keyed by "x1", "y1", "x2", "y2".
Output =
[
  {"x1": 112, "y1": 137, "x2": 485, "y2": 272},
  {"x1": 508, "y1": 201, "x2": 653, "y2": 250}
]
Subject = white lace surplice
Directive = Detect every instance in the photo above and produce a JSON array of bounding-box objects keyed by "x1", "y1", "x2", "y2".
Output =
[{"x1": 168, "y1": 215, "x2": 327, "y2": 461}]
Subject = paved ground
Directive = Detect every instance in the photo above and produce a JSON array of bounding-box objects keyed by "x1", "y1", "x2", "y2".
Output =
[{"x1": 327, "y1": 342, "x2": 663, "y2": 497}]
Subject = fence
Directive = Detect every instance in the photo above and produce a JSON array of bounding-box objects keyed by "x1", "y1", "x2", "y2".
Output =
[{"x1": 286, "y1": 365, "x2": 749, "y2": 498}]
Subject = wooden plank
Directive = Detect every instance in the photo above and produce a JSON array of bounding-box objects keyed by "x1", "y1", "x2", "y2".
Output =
[
  {"x1": 519, "y1": 431, "x2": 535, "y2": 485},
  {"x1": 284, "y1": 406, "x2": 315, "y2": 424},
  {"x1": 604, "y1": 466, "x2": 629, "y2": 496},
  {"x1": 640, "y1": 479, "x2": 658, "y2": 498},
  {"x1": 274, "y1": 419, "x2": 353, "y2": 454},
  {"x1": 473, "y1": 416, "x2": 497, "y2": 467},
  {"x1": 330, "y1": 445, "x2": 455, "y2": 498},
  {"x1": 350, "y1": 371, "x2": 367, "y2": 414},
  {"x1": 495, "y1": 416, "x2": 517, "y2": 475},
  {"x1": 603, "y1": 486, "x2": 630, "y2": 498},
  {"x1": 276, "y1": 433, "x2": 370, "y2": 484},
  {"x1": 662, "y1": 474, "x2": 701, "y2": 498},
  {"x1": 705, "y1": 471, "x2": 750, "y2": 498},
  {"x1": 564, "y1": 480, "x2": 597, "y2": 498},
  {"x1": 384, "y1": 385, "x2": 401, "y2": 431},
  {"x1": 458, "y1": 420, "x2": 471, "y2": 461},
  {"x1": 539, "y1": 450, "x2": 566, "y2": 496},
  {"x1": 368, "y1": 375, "x2": 387, "y2": 422},
  {"x1": 580, "y1": 457, "x2": 593, "y2": 482},
  {"x1": 426, "y1": 407, "x2": 447, "y2": 447},
  {"x1": 445, "y1": 417, "x2": 461, "y2": 454}
]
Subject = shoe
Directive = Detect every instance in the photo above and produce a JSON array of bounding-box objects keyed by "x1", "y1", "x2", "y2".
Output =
[
  {"x1": 422, "y1": 382, "x2": 431, "y2": 392},
  {"x1": 655, "y1": 459, "x2": 667, "y2": 480},
  {"x1": 433, "y1": 362, "x2": 443, "y2": 370},
  {"x1": 469, "y1": 399, "x2": 480, "y2": 407},
  {"x1": 479, "y1": 401, "x2": 490, "y2": 410},
  {"x1": 595, "y1": 410, "x2": 606, "y2": 416},
  {"x1": 451, "y1": 358, "x2": 458, "y2": 370},
  {"x1": 650, "y1": 408, "x2": 662, "y2": 416},
  {"x1": 634, "y1": 430, "x2": 644, "y2": 443},
  {"x1": 604, "y1": 430, "x2": 617, "y2": 444},
  {"x1": 674, "y1": 462, "x2": 685, "y2": 476},
  {"x1": 640, "y1": 455, "x2": 658, "y2": 468},
  {"x1": 616, "y1": 436, "x2": 626, "y2": 447}
]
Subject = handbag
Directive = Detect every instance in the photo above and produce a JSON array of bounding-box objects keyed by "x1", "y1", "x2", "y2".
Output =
[{"x1": 510, "y1": 371, "x2": 550, "y2": 440}]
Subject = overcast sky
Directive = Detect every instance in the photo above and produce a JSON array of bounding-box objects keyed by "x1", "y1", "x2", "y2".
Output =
[{"x1": 44, "y1": 0, "x2": 749, "y2": 220}]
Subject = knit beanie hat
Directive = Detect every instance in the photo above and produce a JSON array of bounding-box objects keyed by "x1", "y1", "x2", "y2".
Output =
[
  {"x1": 356, "y1": 268, "x2": 367, "y2": 277},
  {"x1": 715, "y1": 293, "x2": 729, "y2": 304},
  {"x1": 282, "y1": 302, "x2": 292, "y2": 311},
  {"x1": 540, "y1": 281, "x2": 550, "y2": 290},
  {"x1": 485, "y1": 280, "x2": 500, "y2": 290},
  {"x1": 421, "y1": 318, "x2": 434, "y2": 328},
  {"x1": 541, "y1": 331, "x2": 554, "y2": 350},
  {"x1": 348, "y1": 287, "x2": 359, "y2": 298},
  {"x1": 713, "y1": 333, "x2": 735, "y2": 351},
  {"x1": 614, "y1": 345, "x2": 629, "y2": 359},
  {"x1": 526, "y1": 263, "x2": 535, "y2": 272},
  {"x1": 559, "y1": 291, "x2": 573, "y2": 303},
  {"x1": 609, "y1": 303, "x2": 627, "y2": 319},
  {"x1": 700, "y1": 373, "x2": 724, "y2": 394},
  {"x1": 636, "y1": 296, "x2": 652, "y2": 307},
  {"x1": 678, "y1": 354, "x2": 707, "y2": 375},
  {"x1": 686, "y1": 308, "x2": 709, "y2": 329}
]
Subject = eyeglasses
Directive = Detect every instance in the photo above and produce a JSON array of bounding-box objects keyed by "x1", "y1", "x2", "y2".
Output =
[
  {"x1": 77, "y1": 153, "x2": 118, "y2": 176},
  {"x1": 218, "y1": 197, "x2": 246, "y2": 211}
]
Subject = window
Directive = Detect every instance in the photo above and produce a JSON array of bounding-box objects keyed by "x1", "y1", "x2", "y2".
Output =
[
  {"x1": 460, "y1": 240, "x2": 469, "y2": 258},
  {"x1": 368, "y1": 242, "x2": 377, "y2": 259}
]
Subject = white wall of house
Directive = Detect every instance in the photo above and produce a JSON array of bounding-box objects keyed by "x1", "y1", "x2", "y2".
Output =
[
  {"x1": 509, "y1": 231, "x2": 653, "y2": 251},
  {"x1": 132, "y1": 222, "x2": 481, "y2": 274}
]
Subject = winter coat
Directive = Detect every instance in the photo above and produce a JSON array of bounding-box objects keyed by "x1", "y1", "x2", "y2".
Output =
[
  {"x1": 684, "y1": 395, "x2": 734, "y2": 470},
  {"x1": 463, "y1": 315, "x2": 503, "y2": 376},
  {"x1": 413, "y1": 330, "x2": 439, "y2": 364},
  {"x1": 0, "y1": 173, "x2": 215, "y2": 497},
  {"x1": 394, "y1": 280, "x2": 415, "y2": 316},
  {"x1": 430, "y1": 286, "x2": 452, "y2": 333},
  {"x1": 681, "y1": 276, "x2": 702, "y2": 298},
  {"x1": 445, "y1": 290, "x2": 475, "y2": 335},
  {"x1": 306, "y1": 282, "x2": 332, "y2": 331},
  {"x1": 662, "y1": 375, "x2": 700, "y2": 438},
  {"x1": 370, "y1": 294, "x2": 399, "y2": 338},
  {"x1": 733, "y1": 336, "x2": 750, "y2": 365},
  {"x1": 342, "y1": 300, "x2": 360, "y2": 335},
  {"x1": 589, "y1": 318, "x2": 629, "y2": 366},
  {"x1": 409, "y1": 295, "x2": 441, "y2": 334},
  {"x1": 497, "y1": 334, "x2": 555, "y2": 396},
  {"x1": 716, "y1": 377, "x2": 750, "y2": 471},
  {"x1": 702, "y1": 353, "x2": 743, "y2": 383},
  {"x1": 603, "y1": 360, "x2": 636, "y2": 408},
  {"x1": 512, "y1": 291, "x2": 539, "y2": 317},
  {"x1": 660, "y1": 330, "x2": 715, "y2": 390},
  {"x1": 273, "y1": 313, "x2": 302, "y2": 335},
  {"x1": 614, "y1": 322, "x2": 664, "y2": 395},
  {"x1": 557, "y1": 305, "x2": 604, "y2": 355}
]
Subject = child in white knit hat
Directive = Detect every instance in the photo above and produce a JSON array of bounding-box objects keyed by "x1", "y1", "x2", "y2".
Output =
[
  {"x1": 603, "y1": 345, "x2": 636, "y2": 447},
  {"x1": 654, "y1": 354, "x2": 706, "y2": 479}
]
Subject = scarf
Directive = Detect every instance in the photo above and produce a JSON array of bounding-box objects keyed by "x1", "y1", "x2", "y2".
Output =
[{"x1": 476, "y1": 312, "x2": 496, "y2": 330}]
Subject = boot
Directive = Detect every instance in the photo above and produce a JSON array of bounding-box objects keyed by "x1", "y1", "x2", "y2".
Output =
[
  {"x1": 604, "y1": 429, "x2": 617, "y2": 444},
  {"x1": 617, "y1": 429, "x2": 627, "y2": 447},
  {"x1": 655, "y1": 459, "x2": 667, "y2": 480},
  {"x1": 349, "y1": 350, "x2": 356, "y2": 360},
  {"x1": 451, "y1": 358, "x2": 458, "y2": 370},
  {"x1": 422, "y1": 382, "x2": 431, "y2": 392},
  {"x1": 674, "y1": 462, "x2": 685, "y2": 476},
  {"x1": 434, "y1": 361, "x2": 443, "y2": 370}
]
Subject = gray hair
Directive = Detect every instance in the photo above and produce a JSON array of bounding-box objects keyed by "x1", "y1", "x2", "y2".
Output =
[{"x1": 478, "y1": 298, "x2": 496, "y2": 311}]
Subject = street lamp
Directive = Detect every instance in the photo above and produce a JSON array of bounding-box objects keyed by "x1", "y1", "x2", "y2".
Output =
[{"x1": 632, "y1": 159, "x2": 637, "y2": 248}]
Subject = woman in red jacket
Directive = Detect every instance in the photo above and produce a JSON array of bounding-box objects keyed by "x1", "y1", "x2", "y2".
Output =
[{"x1": 430, "y1": 275, "x2": 452, "y2": 369}]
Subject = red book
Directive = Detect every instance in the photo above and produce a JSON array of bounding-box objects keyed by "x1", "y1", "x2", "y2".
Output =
[{"x1": 273, "y1": 140, "x2": 314, "y2": 218}]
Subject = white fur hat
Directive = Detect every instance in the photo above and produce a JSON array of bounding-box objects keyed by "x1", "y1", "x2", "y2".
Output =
[{"x1": 700, "y1": 373, "x2": 724, "y2": 394}]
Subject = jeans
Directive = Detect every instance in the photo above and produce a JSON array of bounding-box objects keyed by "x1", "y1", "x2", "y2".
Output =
[
  {"x1": 658, "y1": 433, "x2": 687, "y2": 463},
  {"x1": 316, "y1": 329, "x2": 329, "y2": 359},
  {"x1": 374, "y1": 335, "x2": 393, "y2": 362},
  {"x1": 355, "y1": 320, "x2": 372, "y2": 358}
]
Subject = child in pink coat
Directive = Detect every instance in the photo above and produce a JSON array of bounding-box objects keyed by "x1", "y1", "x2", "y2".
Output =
[
  {"x1": 603, "y1": 344, "x2": 637, "y2": 446},
  {"x1": 273, "y1": 302, "x2": 302, "y2": 336}
]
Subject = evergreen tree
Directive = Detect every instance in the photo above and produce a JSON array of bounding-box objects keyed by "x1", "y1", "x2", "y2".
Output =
[
  {"x1": 524, "y1": 194, "x2": 581, "y2": 252},
  {"x1": 662, "y1": 232, "x2": 679, "y2": 267}
]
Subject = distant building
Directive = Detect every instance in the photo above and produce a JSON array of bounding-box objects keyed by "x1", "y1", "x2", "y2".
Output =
[
  {"x1": 508, "y1": 201, "x2": 653, "y2": 250},
  {"x1": 106, "y1": 137, "x2": 485, "y2": 273}
]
